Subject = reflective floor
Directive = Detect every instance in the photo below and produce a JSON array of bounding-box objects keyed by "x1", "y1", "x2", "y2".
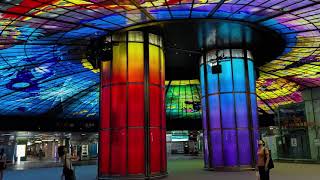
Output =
[{"x1": 4, "y1": 160, "x2": 320, "y2": 180}]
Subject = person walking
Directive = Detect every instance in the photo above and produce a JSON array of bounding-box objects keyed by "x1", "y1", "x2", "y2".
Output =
[
  {"x1": 257, "y1": 140, "x2": 270, "y2": 180},
  {"x1": 0, "y1": 148, "x2": 7, "y2": 180},
  {"x1": 58, "y1": 146, "x2": 75, "y2": 180}
]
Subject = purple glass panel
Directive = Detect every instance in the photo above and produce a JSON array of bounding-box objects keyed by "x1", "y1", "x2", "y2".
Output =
[
  {"x1": 209, "y1": 95, "x2": 221, "y2": 129},
  {"x1": 201, "y1": 97, "x2": 207, "y2": 129},
  {"x1": 223, "y1": 130, "x2": 237, "y2": 166},
  {"x1": 210, "y1": 130, "x2": 223, "y2": 167},
  {"x1": 237, "y1": 130, "x2": 251, "y2": 165},
  {"x1": 235, "y1": 93, "x2": 248, "y2": 128},
  {"x1": 203, "y1": 130, "x2": 209, "y2": 168},
  {"x1": 220, "y1": 94, "x2": 235, "y2": 128}
]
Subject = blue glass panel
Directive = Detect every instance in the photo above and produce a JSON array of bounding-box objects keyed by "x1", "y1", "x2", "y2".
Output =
[
  {"x1": 219, "y1": 60, "x2": 233, "y2": 92},
  {"x1": 250, "y1": 94, "x2": 258, "y2": 129},
  {"x1": 207, "y1": 64, "x2": 219, "y2": 94},
  {"x1": 220, "y1": 94, "x2": 235, "y2": 128},
  {"x1": 223, "y1": 130, "x2": 237, "y2": 166},
  {"x1": 191, "y1": 3, "x2": 217, "y2": 18},
  {"x1": 209, "y1": 95, "x2": 221, "y2": 129},
  {"x1": 200, "y1": 65, "x2": 206, "y2": 97},
  {"x1": 247, "y1": 60, "x2": 255, "y2": 93},
  {"x1": 232, "y1": 58, "x2": 246, "y2": 92},
  {"x1": 201, "y1": 97, "x2": 207, "y2": 129},
  {"x1": 235, "y1": 93, "x2": 248, "y2": 128},
  {"x1": 211, "y1": 130, "x2": 223, "y2": 167},
  {"x1": 170, "y1": 4, "x2": 192, "y2": 19}
]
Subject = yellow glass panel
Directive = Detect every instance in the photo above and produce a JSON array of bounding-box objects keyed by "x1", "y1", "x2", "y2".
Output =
[{"x1": 128, "y1": 42, "x2": 144, "y2": 82}]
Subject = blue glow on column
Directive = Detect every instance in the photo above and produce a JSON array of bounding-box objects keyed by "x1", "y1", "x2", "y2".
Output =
[{"x1": 200, "y1": 49, "x2": 258, "y2": 169}]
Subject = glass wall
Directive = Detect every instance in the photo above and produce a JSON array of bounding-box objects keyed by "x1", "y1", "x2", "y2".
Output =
[{"x1": 271, "y1": 88, "x2": 320, "y2": 161}]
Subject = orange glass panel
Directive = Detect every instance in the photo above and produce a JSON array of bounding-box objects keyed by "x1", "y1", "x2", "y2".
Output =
[
  {"x1": 101, "y1": 61, "x2": 111, "y2": 86},
  {"x1": 112, "y1": 42, "x2": 127, "y2": 83},
  {"x1": 149, "y1": 44, "x2": 160, "y2": 85}
]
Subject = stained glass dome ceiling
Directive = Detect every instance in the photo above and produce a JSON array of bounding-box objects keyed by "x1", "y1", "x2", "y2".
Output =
[{"x1": 1, "y1": 0, "x2": 320, "y2": 119}]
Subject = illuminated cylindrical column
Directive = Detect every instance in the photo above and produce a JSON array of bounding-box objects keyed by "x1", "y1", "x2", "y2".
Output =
[
  {"x1": 99, "y1": 31, "x2": 167, "y2": 179},
  {"x1": 200, "y1": 49, "x2": 259, "y2": 170}
]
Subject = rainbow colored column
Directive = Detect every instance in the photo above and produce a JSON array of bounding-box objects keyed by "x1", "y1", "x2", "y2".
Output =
[
  {"x1": 99, "y1": 31, "x2": 167, "y2": 179},
  {"x1": 200, "y1": 49, "x2": 259, "y2": 170}
]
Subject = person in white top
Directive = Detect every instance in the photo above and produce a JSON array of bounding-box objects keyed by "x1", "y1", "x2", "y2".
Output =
[{"x1": 58, "y1": 146, "x2": 75, "y2": 180}]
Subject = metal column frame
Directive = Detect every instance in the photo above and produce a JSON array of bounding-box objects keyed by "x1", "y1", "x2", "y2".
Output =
[
  {"x1": 126, "y1": 32, "x2": 129, "y2": 176},
  {"x1": 229, "y1": 49, "x2": 241, "y2": 168},
  {"x1": 99, "y1": 31, "x2": 167, "y2": 179},
  {"x1": 202, "y1": 51, "x2": 213, "y2": 169},
  {"x1": 243, "y1": 48, "x2": 256, "y2": 168},
  {"x1": 143, "y1": 31, "x2": 151, "y2": 177},
  {"x1": 201, "y1": 48, "x2": 257, "y2": 171}
]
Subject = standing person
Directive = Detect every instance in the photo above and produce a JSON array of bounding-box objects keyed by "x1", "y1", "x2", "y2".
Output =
[
  {"x1": 58, "y1": 146, "x2": 75, "y2": 180},
  {"x1": 0, "y1": 148, "x2": 7, "y2": 180},
  {"x1": 257, "y1": 140, "x2": 270, "y2": 180}
]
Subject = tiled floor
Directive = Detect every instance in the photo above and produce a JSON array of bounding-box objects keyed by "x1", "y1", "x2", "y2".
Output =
[{"x1": 3, "y1": 160, "x2": 320, "y2": 180}]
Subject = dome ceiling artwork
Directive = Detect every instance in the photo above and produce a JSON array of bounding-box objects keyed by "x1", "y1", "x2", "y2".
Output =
[{"x1": 1, "y1": 0, "x2": 320, "y2": 120}]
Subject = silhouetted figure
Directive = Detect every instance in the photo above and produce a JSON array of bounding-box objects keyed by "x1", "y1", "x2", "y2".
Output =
[
  {"x1": 58, "y1": 146, "x2": 75, "y2": 180},
  {"x1": 0, "y1": 148, "x2": 7, "y2": 180}
]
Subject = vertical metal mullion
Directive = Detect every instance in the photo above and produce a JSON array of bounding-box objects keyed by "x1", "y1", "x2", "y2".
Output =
[
  {"x1": 126, "y1": 32, "x2": 129, "y2": 176},
  {"x1": 216, "y1": 50, "x2": 225, "y2": 167},
  {"x1": 158, "y1": 35, "x2": 163, "y2": 173},
  {"x1": 108, "y1": 35, "x2": 114, "y2": 177},
  {"x1": 203, "y1": 51, "x2": 213, "y2": 168},
  {"x1": 178, "y1": 80, "x2": 181, "y2": 119},
  {"x1": 230, "y1": 49, "x2": 241, "y2": 168},
  {"x1": 244, "y1": 48, "x2": 255, "y2": 168},
  {"x1": 144, "y1": 31, "x2": 150, "y2": 177},
  {"x1": 98, "y1": 44, "x2": 102, "y2": 178}
]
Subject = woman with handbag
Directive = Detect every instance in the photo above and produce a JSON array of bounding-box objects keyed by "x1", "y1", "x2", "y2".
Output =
[
  {"x1": 0, "y1": 148, "x2": 6, "y2": 180},
  {"x1": 58, "y1": 146, "x2": 76, "y2": 180},
  {"x1": 256, "y1": 140, "x2": 270, "y2": 180}
]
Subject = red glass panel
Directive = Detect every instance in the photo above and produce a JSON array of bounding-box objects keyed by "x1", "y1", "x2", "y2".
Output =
[
  {"x1": 112, "y1": 42, "x2": 127, "y2": 83},
  {"x1": 101, "y1": 87, "x2": 110, "y2": 129},
  {"x1": 101, "y1": 61, "x2": 111, "y2": 86},
  {"x1": 149, "y1": 86, "x2": 161, "y2": 127},
  {"x1": 150, "y1": 128, "x2": 161, "y2": 173},
  {"x1": 160, "y1": 88, "x2": 166, "y2": 128},
  {"x1": 161, "y1": 129, "x2": 167, "y2": 172},
  {"x1": 128, "y1": 128, "x2": 145, "y2": 174},
  {"x1": 99, "y1": 130, "x2": 110, "y2": 175},
  {"x1": 111, "y1": 85, "x2": 127, "y2": 128},
  {"x1": 110, "y1": 129, "x2": 127, "y2": 175},
  {"x1": 128, "y1": 85, "x2": 144, "y2": 127}
]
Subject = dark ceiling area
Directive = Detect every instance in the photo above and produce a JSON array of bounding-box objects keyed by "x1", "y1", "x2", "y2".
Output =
[{"x1": 134, "y1": 19, "x2": 286, "y2": 80}]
